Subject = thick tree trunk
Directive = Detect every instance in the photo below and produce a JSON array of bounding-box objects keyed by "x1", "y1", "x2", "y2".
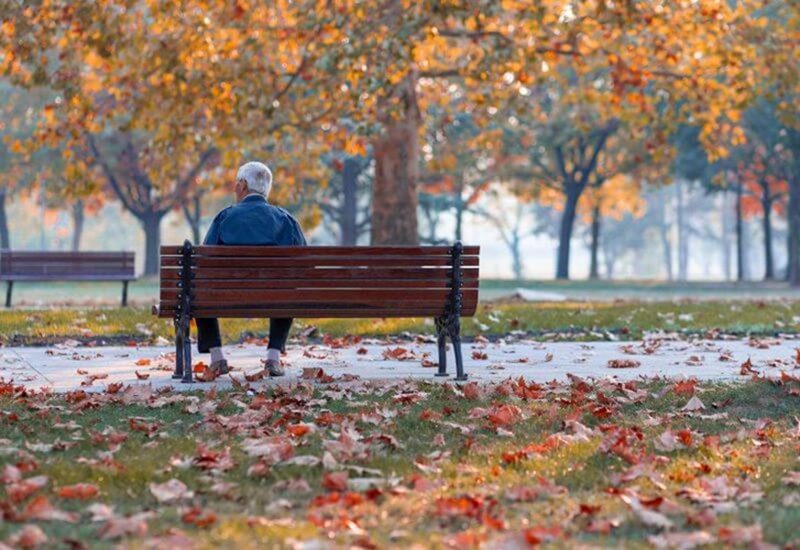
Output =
[
  {"x1": 371, "y1": 72, "x2": 420, "y2": 245},
  {"x1": 556, "y1": 188, "x2": 580, "y2": 280},
  {"x1": 735, "y1": 182, "x2": 745, "y2": 281},
  {"x1": 789, "y1": 177, "x2": 800, "y2": 285},
  {"x1": 720, "y1": 191, "x2": 733, "y2": 281},
  {"x1": 141, "y1": 212, "x2": 164, "y2": 276},
  {"x1": 341, "y1": 157, "x2": 359, "y2": 245},
  {"x1": 71, "y1": 199, "x2": 84, "y2": 251},
  {"x1": 0, "y1": 190, "x2": 10, "y2": 249},
  {"x1": 762, "y1": 194, "x2": 774, "y2": 280},
  {"x1": 589, "y1": 203, "x2": 601, "y2": 280}
]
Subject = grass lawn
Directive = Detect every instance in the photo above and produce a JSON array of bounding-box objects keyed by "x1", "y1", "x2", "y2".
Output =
[
  {"x1": 1, "y1": 376, "x2": 798, "y2": 547},
  {"x1": 1, "y1": 300, "x2": 799, "y2": 346}
]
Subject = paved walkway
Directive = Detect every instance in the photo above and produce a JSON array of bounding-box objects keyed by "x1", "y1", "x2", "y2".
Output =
[
  {"x1": 2, "y1": 336, "x2": 799, "y2": 392},
  {"x1": 0, "y1": 339, "x2": 800, "y2": 392}
]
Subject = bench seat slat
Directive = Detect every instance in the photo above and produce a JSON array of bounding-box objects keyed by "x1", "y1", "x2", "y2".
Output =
[
  {"x1": 160, "y1": 279, "x2": 473, "y2": 290},
  {"x1": 161, "y1": 267, "x2": 479, "y2": 281},
  {"x1": 160, "y1": 256, "x2": 479, "y2": 268},
  {"x1": 161, "y1": 288, "x2": 478, "y2": 303},
  {"x1": 160, "y1": 245, "x2": 480, "y2": 257},
  {"x1": 158, "y1": 307, "x2": 450, "y2": 319}
]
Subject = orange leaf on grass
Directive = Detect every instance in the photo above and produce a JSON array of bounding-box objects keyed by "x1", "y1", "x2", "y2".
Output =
[
  {"x1": 322, "y1": 471, "x2": 349, "y2": 492},
  {"x1": 181, "y1": 507, "x2": 217, "y2": 528},
  {"x1": 58, "y1": 483, "x2": 99, "y2": 500},
  {"x1": 135, "y1": 358, "x2": 151, "y2": 366}
]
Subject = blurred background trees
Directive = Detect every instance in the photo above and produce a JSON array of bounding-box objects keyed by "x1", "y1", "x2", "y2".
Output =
[{"x1": 0, "y1": 0, "x2": 797, "y2": 283}]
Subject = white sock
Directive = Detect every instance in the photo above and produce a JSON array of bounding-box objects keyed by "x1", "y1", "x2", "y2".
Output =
[
  {"x1": 210, "y1": 347, "x2": 225, "y2": 364},
  {"x1": 266, "y1": 348, "x2": 281, "y2": 362}
]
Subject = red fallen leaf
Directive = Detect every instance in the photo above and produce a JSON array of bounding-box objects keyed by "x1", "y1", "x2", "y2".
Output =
[
  {"x1": 65, "y1": 390, "x2": 87, "y2": 403},
  {"x1": 673, "y1": 379, "x2": 697, "y2": 396},
  {"x1": 382, "y1": 347, "x2": 416, "y2": 361},
  {"x1": 356, "y1": 347, "x2": 368, "y2": 355},
  {"x1": 676, "y1": 429, "x2": 693, "y2": 447},
  {"x1": 8, "y1": 524, "x2": 49, "y2": 547},
  {"x1": 23, "y1": 496, "x2": 78, "y2": 522},
  {"x1": 487, "y1": 404, "x2": 520, "y2": 427},
  {"x1": 286, "y1": 424, "x2": 311, "y2": 438},
  {"x1": 462, "y1": 382, "x2": 481, "y2": 400},
  {"x1": 193, "y1": 362, "x2": 216, "y2": 382},
  {"x1": 8, "y1": 475, "x2": 48, "y2": 502},
  {"x1": 471, "y1": 350, "x2": 488, "y2": 360},
  {"x1": 76, "y1": 368, "x2": 89, "y2": 375},
  {"x1": 322, "y1": 334, "x2": 361, "y2": 349},
  {"x1": 740, "y1": 357, "x2": 758, "y2": 375},
  {"x1": 421, "y1": 357, "x2": 438, "y2": 368},
  {"x1": 193, "y1": 444, "x2": 235, "y2": 471},
  {"x1": 523, "y1": 525, "x2": 562, "y2": 545},
  {"x1": 129, "y1": 418, "x2": 159, "y2": 435},
  {"x1": 585, "y1": 519, "x2": 619, "y2": 534},
  {"x1": 608, "y1": 359, "x2": 640, "y2": 369},
  {"x1": 322, "y1": 471, "x2": 349, "y2": 492},
  {"x1": 796, "y1": 348, "x2": 800, "y2": 366},
  {"x1": 639, "y1": 495, "x2": 664, "y2": 509},
  {"x1": 244, "y1": 370, "x2": 265, "y2": 382},
  {"x1": 301, "y1": 367, "x2": 325, "y2": 379},
  {"x1": 247, "y1": 461, "x2": 271, "y2": 478},
  {"x1": 98, "y1": 513, "x2": 152, "y2": 540},
  {"x1": 181, "y1": 507, "x2": 217, "y2": 528},
  {"x1": 579, "y1": 503, "x2": 601, "y2": 515},
  {"x1": 58, "y1": 483, "x2": 99, "y2": 500},
  {"x1": 106, "y1": 382, "x2": 124, "y2": 394},
  {"x1": 135, "y1": 358, "x2": 151, "y2": 366},
  {"x1": 134, "y1": 371, "x2": 150, "y2": 380}
]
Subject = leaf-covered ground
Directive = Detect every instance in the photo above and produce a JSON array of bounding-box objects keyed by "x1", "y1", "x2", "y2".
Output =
[
  {"x1": 1, "y1": 374, "x2": 799, "y2": 548},
  {"x1": 2, "y1": 299, "x2": 800, "y2": 346}
]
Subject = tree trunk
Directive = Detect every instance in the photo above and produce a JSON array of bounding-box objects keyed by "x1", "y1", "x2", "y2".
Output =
[
  {"x1": 141, "y1": 212, "x2": 164, "y2": 276},
  {"x1": 735, "y1": 182, "x2": 745, "y2": 281},
  {"x1": 341, "y1": 157, "x2": 359, "y2": 245},
  {"x1": 371, "y1": 71, "x2": 420, "y2": 245},
  {"x1": 720, "y1": 191, "x2": 733, "y2": 281},
  {"x1": 657, "y1": 193, "x2": 673, "y2": 281},
  {"x1": 789, "y1": 177, "x2": 800, "y2": 285},
  {"x1": 182, "y1": 194, "x2": 202, "y2": 245},
  {"x1": 556, "y1": 188, "x2": 580, "y2": 280},
  {"x1": 676, "y1": 180, "x2": 689, "y2": 281},
  {"x1": 510, "y1": 233, "x2": 523, "y2": 280},
  {"x1": 0, "y1": 190, "x2": 9, "y2": 249},
  {"x1": 589, "y1": 203, "x2": 601, "y2": 280},
  {"x1": 71, "y1": 199, "x2": 84, "y2": 251},
  {"x1": 762, "y1": 194, "x2": 774, "y2": 280}
]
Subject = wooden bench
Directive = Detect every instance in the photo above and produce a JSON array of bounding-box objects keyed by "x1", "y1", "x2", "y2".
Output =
[
  {"x1": 0, "y1": 250, "x2": 136, "y2": 307},
  {"x1": 154, "y1": 240, "x2": 480, "y2": 383}
]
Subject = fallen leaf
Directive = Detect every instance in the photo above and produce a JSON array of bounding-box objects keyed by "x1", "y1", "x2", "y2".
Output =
[
  {"x1": 149, "y1": 479, "x2": 194, "y2": 503},
  {"x1": 58, "y1": 483, "x2": 99, "y2": 500},
  {"x1": 608, "y1": 359, "x2": 641, "y2": 369}
]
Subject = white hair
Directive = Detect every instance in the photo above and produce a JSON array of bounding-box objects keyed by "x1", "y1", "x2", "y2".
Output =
[{"x1": 236, "y1": 161, "x2": 272, "y2": 197}]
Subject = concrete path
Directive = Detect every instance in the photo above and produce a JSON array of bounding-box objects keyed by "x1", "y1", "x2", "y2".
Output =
[{"x1": 2, "y1": 336, "x2": 799, "y2": 393}]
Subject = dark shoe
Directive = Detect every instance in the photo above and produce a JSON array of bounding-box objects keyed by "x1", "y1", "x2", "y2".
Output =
[
  {"x1": 261, "y1": 359, "x2": 285, "y2": 377},
  {"x1": 210, "y1": 359, "x2": 230, "y2": 376}
]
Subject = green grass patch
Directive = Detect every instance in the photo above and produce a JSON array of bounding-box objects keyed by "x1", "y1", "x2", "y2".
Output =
[
  {"x1": 1, "y1": 378, "x2": 798, "y2": 547},
  {"x1": 1, "y1": 299, "x2": 799, "y2": 346}
]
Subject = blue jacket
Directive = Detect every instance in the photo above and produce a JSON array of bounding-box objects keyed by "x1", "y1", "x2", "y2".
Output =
[{"x1": 203, "y1": 194, "x2": 307, "y2": 246}]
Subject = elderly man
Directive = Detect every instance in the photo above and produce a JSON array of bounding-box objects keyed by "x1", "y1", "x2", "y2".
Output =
[{"x1": 197, "y1": 161, "x2": 307, "y2": 377}]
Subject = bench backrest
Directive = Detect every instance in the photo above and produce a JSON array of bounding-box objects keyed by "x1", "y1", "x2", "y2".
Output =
[
  {"x1": 0, "y1": 250, "x2": 135, "y2": 280},
  {"x1": 157, "y1": 245, "x2": 479, "y2": 319}
]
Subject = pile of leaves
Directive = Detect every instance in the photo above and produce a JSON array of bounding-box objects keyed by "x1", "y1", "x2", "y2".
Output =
[{"x1": 1, "y1": 372, "x2": 799, "y2": 548}]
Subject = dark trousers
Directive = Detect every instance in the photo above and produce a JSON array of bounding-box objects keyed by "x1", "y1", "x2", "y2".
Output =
[{"x1": 196, "y1": 318, "x2": 293, "y2": 353}]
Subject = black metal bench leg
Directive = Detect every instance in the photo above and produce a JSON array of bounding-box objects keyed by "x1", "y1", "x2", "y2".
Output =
[
  {"x1": 121, "y1": 281, "x2": 129, "y2": 307},
  {"x1": 5, "y1": 281, "x2": 12, "y2": 308},
  {"x1": 172, "y1": 321, "x2": 184, "y2": 380},
  {"x1": 434, "y1": 317, "x2": 448, "y2": 377},
  {"x1": 452, "y1": 334, "x2": 466, "y2": 381},
  {"x1": 181, "y1": 321, "x2": 194, "y2": 383}
]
